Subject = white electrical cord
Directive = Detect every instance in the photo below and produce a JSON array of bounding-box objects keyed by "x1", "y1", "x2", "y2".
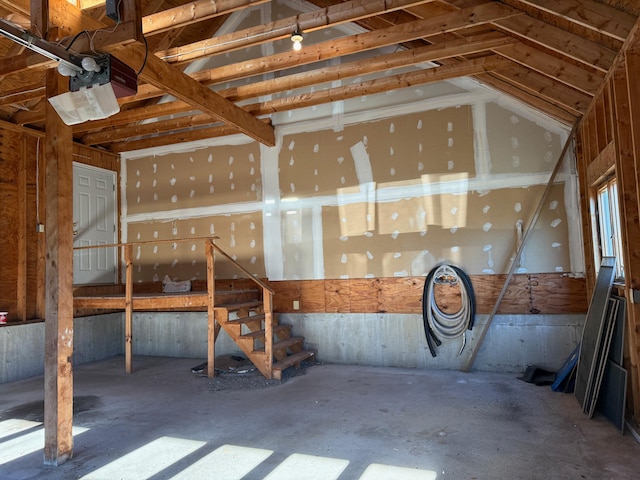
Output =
[{"x1": 425, "y1": 264, "x2": 473, "y2": 355}]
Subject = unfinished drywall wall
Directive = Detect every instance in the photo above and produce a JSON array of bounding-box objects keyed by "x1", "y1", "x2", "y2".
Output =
[
  {"x1": 127, "y1": 212, "x2": 265, "y2": 282},
  {"x1": 122, "y1": 93, "x2": 577, "y2": 283},
  {"x1": 127, "y1": 142, "x2": 262, "y2": 216}
]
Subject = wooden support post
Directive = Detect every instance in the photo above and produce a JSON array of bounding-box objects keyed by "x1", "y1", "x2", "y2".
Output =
[
  {"x1": 617, "y1": 49, "x2": 640, "y2": 420},
  {"x1": 17, "y1": 136, "x2": 27, "y2": 321},
  {"x1": 264, "y1": 290, "x2": 273, "y2": 379},
  {"x1": 124, "y1": 244, "x2": 133, "y2": 373},
  {"x1": 206, "y1": 239, "x2": 216, "y2": 378},
  {"x1": 36, "y1": 137, "x2": 46, "y2": 320},
  {"x1": 43, "y1": 69, "x2": 74, "y2": 466}
]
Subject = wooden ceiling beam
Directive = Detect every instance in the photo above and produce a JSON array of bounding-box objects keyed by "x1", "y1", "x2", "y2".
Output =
[
  {"x1": 493, "y1": 14, "x2": 617, "y2": 73},
  {"x1": 494, "y1": 43, "x2": 604, "y2": 96},
  {"x1": 156, "y1": 0, "x2": 438, "y2": 65},
  {"x1": 501, "y1": 0, "x2": 636, "y2": 42},
  {"x1": 105, "y1": 55, "x2": 510, "y2": 152},
  {"x1": 109, "y1": 123, "x2": 256, "y2": 152},
  {"x1": 490, "y1": 63, "x2": 592, "y2": 115},
  {"x1": 120, "y1": 30, "x2": 516, "y2": 104},
  {"x1": 107, "y1": 42, "x2": 275, "y2": 145},
  {"x1": 244, "y1": 56, "x2": 511, "y2": 116},
  {"x1": 13, "y1": 0, "x2": 275, "y2": 145},
  {"x1": 475, "y1": 71, "x2": 578, "y2": 125},
  {"x1": 52, "y1": 5, "x2": 521, "y2": 132},
  {"x1": 142, "y1": 0, "x2": 269, "y2": 36},
  {"x1": 168, "y1": 3, "x2": 521, "y2": 84},
  {"x1": 82, "y1": 33, "x2": 514, "y2": 144},
  {"x1": 0, "y1": 81, "x2": 44, "y2": 106},
  {"x1": 81, "y1": 32, "x2": 517, "y2": 144},
  {"x1": 0, "y1": 0, "x2": 30, "y2": 17}
]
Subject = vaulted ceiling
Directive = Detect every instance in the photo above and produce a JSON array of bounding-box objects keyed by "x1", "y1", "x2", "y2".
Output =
[{"x1": 0, "y1": 0, "x2": 639, "y2": 153}]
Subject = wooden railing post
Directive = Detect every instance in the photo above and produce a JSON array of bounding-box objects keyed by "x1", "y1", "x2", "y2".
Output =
[
  {"x1": 264, "y1": 289, "x2": 273, "y2": 379},
  {"x1": 124, "y1": 244, "x2": 133, "y2": 373},
  {"x1": 205, "y1": 239, "x2": 216, "y2": 378}
]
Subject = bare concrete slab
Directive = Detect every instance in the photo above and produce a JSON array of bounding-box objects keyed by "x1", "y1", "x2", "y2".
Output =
[{"x1": 1, "y1": 356, "x2": 639, "y2": 479}]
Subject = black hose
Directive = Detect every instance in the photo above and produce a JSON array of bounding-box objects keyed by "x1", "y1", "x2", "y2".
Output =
[{"x1": 422, "y1": 264, "x2": 475, "y2": 357}]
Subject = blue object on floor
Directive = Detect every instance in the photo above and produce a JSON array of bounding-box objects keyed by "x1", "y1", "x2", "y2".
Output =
[{"x1": 552, "y1": 343, "x2": 580, "y2": 392}]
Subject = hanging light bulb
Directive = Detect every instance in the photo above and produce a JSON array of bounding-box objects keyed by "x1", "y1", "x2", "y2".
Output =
[{"x1": 291, "y1": 29, "x2": 303, "y2": 51}]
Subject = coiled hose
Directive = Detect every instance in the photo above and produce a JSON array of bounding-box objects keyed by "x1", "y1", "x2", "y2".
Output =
[{"x1": 422, "y1": 264, "x2": 476, "y2": 357}]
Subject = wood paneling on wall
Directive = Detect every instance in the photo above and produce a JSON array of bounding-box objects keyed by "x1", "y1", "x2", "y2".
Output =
[
  {"x1": 271, "y1": 274, "x2": 587, "y2": 315},
  {"x1": 0, "y1": 121, "x2": 118, "y2": 322},
  {"x1": 575, "y1": 32, "x2": 640, "y2": 419}
]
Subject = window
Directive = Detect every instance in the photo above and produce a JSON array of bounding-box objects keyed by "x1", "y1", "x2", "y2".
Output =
[{"x1": 596, "y1": 177, "x2": 624, "y2": 280}]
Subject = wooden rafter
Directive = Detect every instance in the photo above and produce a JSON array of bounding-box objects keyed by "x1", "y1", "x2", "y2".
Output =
[
  {"x1": 81, "y1": 33, "x2": 516, "y2": 145},
  {"x1": 0, "y1": 0, "x2": 638, "y2": 147}
]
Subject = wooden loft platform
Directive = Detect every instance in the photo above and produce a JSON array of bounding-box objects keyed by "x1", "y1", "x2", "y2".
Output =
[
  {"x1": 72, "y1": 237, "x2": 316, "y2": 382},
  {"x1": 73, "y1": 288, "x2": 260, "y2": 312},
  {"x1": 73, "y1": 238, "x2": 274, "y2": 379}
]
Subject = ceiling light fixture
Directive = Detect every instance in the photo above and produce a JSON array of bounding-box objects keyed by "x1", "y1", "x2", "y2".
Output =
[{"x1": 291, "y1": 29, "x2": 303, "y2": 51}]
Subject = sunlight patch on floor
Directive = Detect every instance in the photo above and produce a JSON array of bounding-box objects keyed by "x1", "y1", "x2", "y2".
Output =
[
  {"x1": 0, "y1": 419, "x2": 42, "y2": 440},
  {"x1": 80, "y1": 436, "x2": 205, "y2": 480},
  {"x1": 263, "y1": 453, "x2": 349, "y2": 480},
  {"x1": 0, "y1": 426, "x2": 87, "y2": 466},
  {"x1": 360, "y1": 463, "x2": 438, "y2": 479},
  {"x1": 169, "y1": 444, "x2": 273, "y2": 480}
]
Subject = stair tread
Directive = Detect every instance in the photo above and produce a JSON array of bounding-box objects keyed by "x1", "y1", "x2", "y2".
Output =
[
  {"x1": 240, "y1": 325, "x2": 290, "y2": 339},
  {"x1": 254, "y1": 337, "x2": 304, "y2": 352},
  {"x1": 226, "y1": 313, "x2": 266, "y2": 325},
  {"x1": 215, "y1": 300, "x2": 263, "y2": 311},
  {"x1": 272, "y1": 351, "x2": 316, "y2": 371}
]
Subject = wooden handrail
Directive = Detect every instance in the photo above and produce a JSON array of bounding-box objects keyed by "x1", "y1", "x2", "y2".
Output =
[
  {"x1": 209, "y1": 242, "x2": 274, "y2": 294},
  {"x1": 72, "y1": 236, "x2": 220, "y2": 250},
  {"x1": 72, "y1": 236, "x2": 271, "y2": 292}
]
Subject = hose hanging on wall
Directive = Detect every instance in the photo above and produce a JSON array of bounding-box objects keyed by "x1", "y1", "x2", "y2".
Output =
[{"x1": 422, "y1": 264, "x2": 476, "y2": 357}]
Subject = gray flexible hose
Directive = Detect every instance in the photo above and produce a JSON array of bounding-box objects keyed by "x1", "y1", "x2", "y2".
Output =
[{"x1": 425, "y1": 264, "x2": 472, "y2": 354}]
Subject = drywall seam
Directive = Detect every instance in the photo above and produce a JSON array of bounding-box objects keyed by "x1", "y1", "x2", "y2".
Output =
[
  {"x1": 494, "y1": 93, "x2": 568, "y2": 134},
  {"x1": 123, "y1": 170, "x2": 575, "y2": 228},
  {"x1": 452, "y1": 76, "x2": 568, "y2": 135},
  {"x1": 261, "y1": 140, "x2": 284, "y2": 280},
  {"x1": 312, "y1": 205, "x2": 325, "y2": 279},
  {"x1": 330, "y1": 57, "x2": 345, "y2": 127},
  {"x1": 121, "y1": 142, "x2": 574, "y2": 244},
  {"x1": 350, "y1": 141, "x2": 374, "y2": 184},
  {"x1": 472, "y1": 101, "x2": 492, "y2": 180},
  {"x1": 120, "y1": 133, "x2": 254, "y2": 160},
  {"x1": 125, "y1": 201, "x2": 264, "y2": 224},
  {"x1": 562, "y1": 140, "x2": 585, "y2": 275}
]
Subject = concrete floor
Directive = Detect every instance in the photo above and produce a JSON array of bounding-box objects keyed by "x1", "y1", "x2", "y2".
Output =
[{"x1": 1, "y1": 356, "x2": 639, "y2": 480}]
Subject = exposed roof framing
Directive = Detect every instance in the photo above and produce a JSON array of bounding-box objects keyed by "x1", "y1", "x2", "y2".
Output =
[{"x1": 0, "y1": 0, "x2": 638, "y2": 151}]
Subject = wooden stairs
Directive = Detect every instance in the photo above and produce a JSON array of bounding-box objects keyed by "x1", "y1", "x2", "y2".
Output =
[
  {"x1": 73, "y1": 238, "x2": 316, "y2": 381},
  {"x1": 214, "y1": 295, "x2": 316, "y2": 380}
]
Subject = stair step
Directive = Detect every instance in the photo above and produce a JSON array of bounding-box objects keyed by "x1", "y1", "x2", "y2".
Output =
[
  {"x1": 215, "y1": 300, "x2": 263, "y2": 312},
  {"x1": 240, "y1": 324, "x2": 291, "y2": 340},
  {"x1": 272, "y1": 351, "x2": 316, "y2": 380},
  {"x1": 226, "y1": 313, "x2": 265, "y2": 326},
  {"x1": 255, "y1": 336, "x2": 304, "y2": 353}
]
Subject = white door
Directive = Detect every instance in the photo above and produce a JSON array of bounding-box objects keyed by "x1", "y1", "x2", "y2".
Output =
[{"x1": 73, "y1": 163, "x2": 118, "y2": 285}]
